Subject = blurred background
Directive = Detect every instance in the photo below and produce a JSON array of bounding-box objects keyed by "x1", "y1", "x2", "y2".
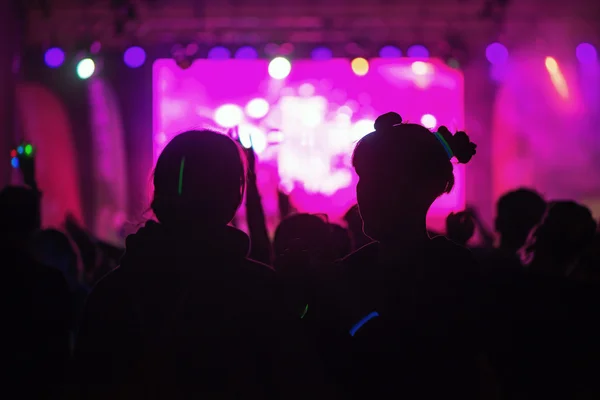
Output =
[{"x1": 1, "y1": 0, "x2": 599, "y2": 244}]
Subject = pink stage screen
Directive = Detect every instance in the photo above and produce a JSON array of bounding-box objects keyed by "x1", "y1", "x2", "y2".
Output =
[{"x1": 153, "y1": 58, "x2": 465, "y2": 227}]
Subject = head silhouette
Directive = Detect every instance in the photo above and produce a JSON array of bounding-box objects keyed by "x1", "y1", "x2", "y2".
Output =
[
  {"x1": 273, "y1": 213, "x2": 331, "y2": 264},
  {"x1": 352, "y1": 112, "x2": 476, "y2": 241},
  {"x1": 152, "y1": 130, "x2": 246, "y2": 230},
  {"x1": 495, "y1": 188, "x2": 546, "y2": 251},
  {"x1": 523, "y1": 201, "x2": 597, "y2": 275}
]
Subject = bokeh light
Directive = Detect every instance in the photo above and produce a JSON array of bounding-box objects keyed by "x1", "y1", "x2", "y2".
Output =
[
  {"x1": 311, "y1": 47, "x2": 333, "y2": 61},
  {"x1": 420, "y1": 114, "x2": 437, "y2": 129},
  {"x1": 123, "y1": 46, "x2": 146, "y2": 68},
  {"x1": 545, "y1": 56, "x2": 559, "y2": 73},
  {"x1": 350, "y1": 119, "x2": 375, "y2": 142},
  {"x1": 379, "y1": 45, "x2": 402, "y2": 58},
  {"x1": 44, "y1": 47, "x2": 65, "y2": 68},
  {"x1": 576, "y1": 43, "x2": 597, "y2": 64},
  {"x1": 268, "y1": 57, "x2": 291, "y2": 80},
  {"x1": 76, "y1": 58, "x2": 95, "y2": 79},
  {"x1": 24, "y1": 144, "x2": 33, "y2": 155},
  {"x1": 11, "y1": 157, "x2": 19, "y2": 169},
  {"x1": 208, "y1": 46, "x2": 231, "y2": 60},
  {"x1": 407, "y1": 45, "x2": 430, "y2": 58},
  {"x1": 214, "y1": 104, "x2": 244, "y2": 128},
  {"x1": 17, "y1": 146, "x2": 23, "y2": 154},
  {"x1": 485, "y1": 43, "x2": 509, "y2": 65},
  {"x1": 351, "y1": 57, "x2": 369, "y2": 76},
  {"x1": 245, "y1": 98, "x2": 270, "y2": 119},
  {"x1": 239, "y1": 124, "x2": 267, "y2": 154},
  {"x1": 411, "y1": 61, "x2": 432, "y2": 75},
  {"x1": 235, "y1": 46, "x2": 258, "y2": 60}
]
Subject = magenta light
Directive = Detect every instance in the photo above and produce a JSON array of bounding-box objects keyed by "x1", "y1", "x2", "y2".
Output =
[
  {"x1": 153, "y1": 58, "x2": 465, "y2": 222},
  {"x1": 576, "y1": 43, "x2": 597, "y2": 64},
  {"x1": 486, "y1": 43, "x2": 509, "y2": 65}
]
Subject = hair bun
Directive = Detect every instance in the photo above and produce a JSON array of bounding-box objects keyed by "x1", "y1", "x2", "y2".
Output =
[
  {"x1": 437, "y1": 126, "x2": 477, "y2": 164},
  {"x1": 374, "y1": 112, "x2": 403, "y2": 132}
]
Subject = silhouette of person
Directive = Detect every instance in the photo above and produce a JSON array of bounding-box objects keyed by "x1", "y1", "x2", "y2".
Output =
[
  {"x1": 74, "y1": 130, "x2": 305, "y2": 399},
  {"x1": 490, "y1": 188, "x2": 546, "y2": 267},
  {"x1": 305, "y1": 112, "x2": 488, "y2": 399},
  {"x1": 343, "y1": 204, "x2": 371, "y2": 250},
  {"x1": 1, "y1": 186, "x2": 71, "y2": 398},
  {"x1": 330, "y1": 223, "x2": 352, "y2": 260},
  {"x1": 522, "y1": 201, "x2": 597, "y2": 277},
  {"x1": 446, "y1": 210, "x2": 476, "y2": 246}
]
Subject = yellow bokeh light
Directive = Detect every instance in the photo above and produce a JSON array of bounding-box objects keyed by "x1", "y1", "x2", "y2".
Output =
[
  {"x1": 351, "y1": 57, "x2": 369, "y2": 76},
  {"x1": 545, "y1": 57, "x2": 558, "y2": 73}
]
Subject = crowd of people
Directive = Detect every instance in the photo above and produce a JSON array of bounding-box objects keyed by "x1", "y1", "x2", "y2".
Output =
[{"x1": 5, "y1": 111, "x2": 600, "y2": 399}]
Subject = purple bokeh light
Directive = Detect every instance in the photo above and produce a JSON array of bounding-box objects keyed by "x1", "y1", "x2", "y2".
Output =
[
  {"x1": 407, "y1": 45, "x2": 429, "y2": 58},
  {"x1": 44, "y1": 47, "x2": 65, "y2": 68},
  {"x1": 379, "y1": 46, "x2": 402, "y2": 58},
  {"x1": 576, "y1": 43, "x2": 597, "y2": 64},
  {"x1": 207, "y1": 47, "x2": 231, "y2": 60},
  {"x1": 153, "y1": 58, "x2": 465, "y2": 222},
  {"x1": 311, "y1": 47, "x2": 333, "y2": 61},
  {"x1": 123, "y1": 46, "x2": 146, "y2": 68},
  {"x1": 486, "y1": 43, "x2": 509, "y2": 65},
  {"x1": 235, "y1": 46, "x2": 258, "y2": 59}
]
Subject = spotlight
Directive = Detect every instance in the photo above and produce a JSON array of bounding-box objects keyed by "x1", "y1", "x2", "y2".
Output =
[
  {"x1": 576, "y1": 43, "x2": 597, "y2": 64},
  {"x1": 407, "y1": 45, "x2": 430, "y2": 58},
  {"x1": 268, "y1": 57, "x2": 291, "y2": 80},
  {"x1": 311, "y1": 47, "x2": 333, "y2": 61},
  {"x1": 76, "y1": 58, "x2": 95, "y2": 79},
  {"x1": 214, "y1": 104, "x2": 244, "y2": 128},
  {"x1": 351, "y1": 57, "x2": 369, "y2": 76},
  {"x1": 379, "y1": 45, "x2": 402, "y2": 58},
  {"x1": 235, "y1": 46, "x2": 258, "y2": 60},
  {"x1": 411, "y1": 61, "x2": 432, "y2": 75},
  {"x1": 485, "y1": 43, "x2": 509, "y2": 65},
  {"x1": 420, "y1": 114, "x2": 437, "y2": 129},
  {"x1": 245, "y1": 98, "x2": 270, "y2": 119},
  {"x1": 208, "y1": 46, "x2": 231, "y2": 60},
  {"x1": 123, "y1": 46, "x2": 146, "y2": 68},
  {"x1": 44, "y1": 47, "x2": 65, "y2": 68}
]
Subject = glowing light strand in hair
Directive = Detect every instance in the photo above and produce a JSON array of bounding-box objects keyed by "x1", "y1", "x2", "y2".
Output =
[
  {"x1": 300, "y1": 304, "x2": 309, "y2": 319},
  {"x1": 349, "y1": 311, "x2": 380, "y2": 336},
  {"x1": 434, "y1": 131, "x2": 454, "y2": 159},
  {"x1": 178, "y1": 157, "x2": 186, "y2": 195}
]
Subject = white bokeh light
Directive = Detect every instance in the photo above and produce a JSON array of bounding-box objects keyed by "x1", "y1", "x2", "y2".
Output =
[
  {"x1": 268, "y1": 57, "x2": 292, "y2": 80},
  {"x1": 411, "y1": 61, "x2": 432, "y2": 76},
  {"x1": 214, "y1": 104, "x2": 243, "y2": 128},
  {"x1": 238, "y1": 124, "x2": 267, "y2": 154},
  {"x1": 245, "y1": 98, "x2": 270, "y2": 119},
  {"x1": 298, "y1": 83, "x2": 315, "y2": 96},
  {"x1": 77, "y1": 58, "x2": 95, "y2": 79},
  {"x1": 420, "y1": 114, "x2": 437, "y2": 129},
  {"x1": 350, "y1": 119, "x2": 375, "y2": 142}
]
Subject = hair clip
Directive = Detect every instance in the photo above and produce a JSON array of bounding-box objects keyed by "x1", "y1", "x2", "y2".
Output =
[{"x1": 434, "y1": 131, "x2": 454, "y2": 159}]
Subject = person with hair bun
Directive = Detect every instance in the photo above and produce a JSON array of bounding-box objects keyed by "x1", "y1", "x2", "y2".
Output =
[
  {"x1": 74, "y1": 130, "x2": 303, "y2": 399},
  {"x1": 306, "y1": 113, "x2": 491, "y2": 399}
]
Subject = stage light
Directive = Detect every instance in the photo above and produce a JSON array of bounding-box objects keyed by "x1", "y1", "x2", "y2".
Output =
[
  {"x1": 214, "y1": 104, "x2": 243, "y2": 128},
  {"x1": 123, "y1": 46, "x2": 146, "y2": 68},
  {"x1": 486, "y1": 43, "x2": 509, "y2": 65},
  {"x1": 24, "y1": 144, "x2": 33, "y2": 156},
  {"x1": 576, "y1": 43, "x2": 597, "y2": 64},
  {"x1": 311, "y1": 47, "x2": 333, "y2": 61},
  {"x1": 268, "y1": 57, "x2": 291, "y2": 80},
  {"x1": 411, "y1": 61, "x2": 431, "y2": 75},
  {"x1": 351, "y1": 57, "x2": 369, "y2": 76},
  {"x1": 245, "y1": 98, "x2": 270, "y2": 119},
  {"x1": 350, "y1": 119, "x2": 375, "y2": 142},
  {"x1": 447, "y1": 58, "x2": 460, "y2": 69},
  {"x1": 11, "y1": 157, "x2": 19, "y2": 169},
  {"x1": 420, "y1": 114, "x2": 437, "y2": 129},
  {"x1": 379, "y1": 45, "x2": 402, "y2": 58},
  {"x1": 44, "y1": 47, "x2": 65, "y2": 68},
  {"x1": 235, "y1": 46, "x2": 258, "y2": 60},
  {"x1": 208, "y1": 46, "x2": 231, "y2": 60},
  {"x1": 407, "y1": 45, "x2": 430, "y2": 58},
  {"x1": 76, "y1": 58, "x2": 95, "y2": 79}
]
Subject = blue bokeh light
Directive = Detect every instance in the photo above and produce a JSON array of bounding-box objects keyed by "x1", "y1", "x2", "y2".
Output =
[
  {"x1": 123, "y1": 46, "x2": 146, "y2": 68},
  {"x1": 44, "y1": 47, "x2": 65, "y2": 68}
]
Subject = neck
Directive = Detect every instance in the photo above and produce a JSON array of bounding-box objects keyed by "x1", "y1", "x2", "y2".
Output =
[{"x1": 378, "y1": 217, "x2": 429, "y2": 255}]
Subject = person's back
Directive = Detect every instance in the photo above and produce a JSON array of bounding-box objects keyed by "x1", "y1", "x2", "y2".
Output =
[
  {"x1": 306, "y1": 113, "x2": 487, "y2": 399},
  {"x1": 74, "y1": 131, "x2": 301, "y2": 399}
]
